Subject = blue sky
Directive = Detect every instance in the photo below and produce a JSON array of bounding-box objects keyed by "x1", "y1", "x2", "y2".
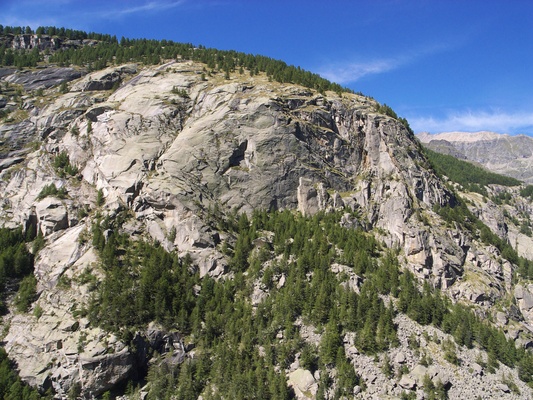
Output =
[{"x1": 2, "y1": 0, "x2": 533, "y2": 135}]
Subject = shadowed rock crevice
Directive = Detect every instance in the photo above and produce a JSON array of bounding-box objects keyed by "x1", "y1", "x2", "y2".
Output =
[{"x1": 228, "y1": 140, "x2": 248, "y2": 168}]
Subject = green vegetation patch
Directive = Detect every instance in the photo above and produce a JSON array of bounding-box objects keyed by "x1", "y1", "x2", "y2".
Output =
[
  {"x1": 423, "y1": 147, "x2": 521, "y2": 196},
  {"x1": 37, "y1": 183, "x2": 68, "y2": 200},
  {"x1": 520, "y1": 185, "x2": 533, "y2": 200},
  {"x1": 0, "y1": 226, "x2": 39, "y2": 312},
  {"x1": 88, "y1": 210, "x2": 395, "y2": 398},
  {"x1": 53, "y1": 151, "x2": 79, "y2": 177}
]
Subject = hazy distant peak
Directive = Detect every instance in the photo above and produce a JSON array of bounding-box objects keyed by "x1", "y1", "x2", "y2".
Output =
[
  {"x1": 418, "y1": 130, "x2": 533, "y2": 183},
  {"x1": 417, "y1": 131, "x2": 508, "y2": 143}
]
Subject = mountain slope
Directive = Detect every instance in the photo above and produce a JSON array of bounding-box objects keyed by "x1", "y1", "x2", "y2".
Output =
[
  {"x1": 418, "y1": 131, "x2": 533, "y2": 183},
  {"x1": 1, "y1": 32, "x2": 533, "y2": 399}
]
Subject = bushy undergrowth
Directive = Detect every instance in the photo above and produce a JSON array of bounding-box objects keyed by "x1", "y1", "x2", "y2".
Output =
[{"x1": 53, "y1": 151, "x2": 78, "y2": 178}]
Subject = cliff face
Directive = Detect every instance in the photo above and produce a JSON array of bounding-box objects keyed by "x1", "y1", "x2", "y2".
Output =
[
  {"x1": 1, "y1": 61, "x2": 460, "y2": 282},
  {"x1": 1, "y1": 61, "x2": 533, "y2": 398}
]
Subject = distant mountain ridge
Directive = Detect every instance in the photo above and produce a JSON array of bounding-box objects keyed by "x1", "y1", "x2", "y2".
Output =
[{"x1": 417, "y1": 131, "x2": 533, "y2": 184}]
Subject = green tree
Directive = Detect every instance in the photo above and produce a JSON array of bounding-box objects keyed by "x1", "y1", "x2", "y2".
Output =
[
  {"x1": 382, "y1": 354, "x2": 393, "y2": 378},
  {"x1": 14, "y1": 274, "x2": 37, "y2": 312},
  {"x1": 96, "y1": 189, "x2": 105, "y2": 206},
  {"x1": 59, "y1": 81, "x2": 68, "y2": 93},
  {"x1": 320, "y1": 319, "x2": 341, "y2": 366}
]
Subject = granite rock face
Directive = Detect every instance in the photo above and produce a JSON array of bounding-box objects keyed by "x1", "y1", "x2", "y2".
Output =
[
  {"x1": 71, "y1": 64, "x2": 136, "y2": 92},
  {"x1": 4, "y1": 67, "x2": 85, "y2": 90},
  {"x1": 34, "y1": 197, "x2": 69, "y2": 236},
  {"x1": 1, "y1": 61, "x2": 533, "y2": 398}
]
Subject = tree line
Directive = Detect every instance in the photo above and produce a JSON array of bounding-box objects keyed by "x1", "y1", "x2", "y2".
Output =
[
  {"x1": 0, "y1": 227, "x2": 36, "y2": 313},
  {"x1": 0, "y1": 25, "x2": 351, "y2": 95},
  {"x1": 0, "y1": 24, "x2": 117, "y2": 42}
]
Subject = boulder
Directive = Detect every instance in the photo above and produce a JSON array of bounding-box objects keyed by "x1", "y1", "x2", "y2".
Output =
[
  {"x1": 288, "y1": 369, "x2": 318, "y2": 399},
  {"x1": 345, "y1": 346, "x2": 359, "y2": 358},
  {"x1": 395, "y1": 351, "x2": 406, "y2": 364},
  {"x1": 399, "y1": 375, "x2": 416, "y2": 390},
  {"x1": 496, "y1": 383, "x2": 510, "y2": 393},
  {"x1": 77, "y1": 348, "x2": 135, "y2": 396},
  {"x1": 410, "y1": 364, "x2": 428, "y2": 385},
  {"x1": 495, "y1": 311, "x2": 508, "y2": 326},
  {"x1": 35, "y1": 196, "x2": 69, "y2": 236},
  {"x1": 471, "y1": 363, "x2": 483, "y2": 377}
]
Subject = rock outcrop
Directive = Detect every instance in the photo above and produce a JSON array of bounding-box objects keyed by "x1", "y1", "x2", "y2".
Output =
[
  {"x1": 4, "y1": 67, "x2": 84, "y2": 90},
  {"x1": 0, "y1": 33, "x2": 97, "y2": 52},
  {"x1": 34, "y1": 197, "x2": 69, "y2": 236},
  {"x1": 288, "y1": 369, "x2": 318, "y2": 399},
  {"x1": 71, "y1": 64, "x2": 136, "y2": 92}
]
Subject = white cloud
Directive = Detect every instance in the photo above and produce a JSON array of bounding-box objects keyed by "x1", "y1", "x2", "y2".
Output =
[
  {"x1": 3, "y1": 0, "x2": 188, "y2": 27},
  {"x1": 409, "y1": 110, "x2": 533, "y2": 135},
  {"x1": 318, "y1": 57, "x2": 405, "y2": 84},
  {"x1": 318, "y1": 42, "x2": 452, "y2": 84},
  {"x1": 111, "y1": 0, "x2": 186, "y2": 16},
  {"x1": 2, "y1": 0, "x2": 66, "y2": 28}
]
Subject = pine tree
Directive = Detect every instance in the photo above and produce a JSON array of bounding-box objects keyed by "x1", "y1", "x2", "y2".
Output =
[
  {"x1": 358, "y1": 315, "x2": 377, "y2": 353},
  {"x1": 320, "y1": 318, "x2": 341, "y2": 366}
]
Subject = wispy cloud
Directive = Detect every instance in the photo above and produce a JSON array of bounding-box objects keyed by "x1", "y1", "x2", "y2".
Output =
[
  {"x1": 409, "y1": 110, "x2": 533, "y2": 135},
  {"x1": 1, "y1": 0, "x2": 67, "y2": 27},
  {"x1": 318, "y1": 58, "x2": 405, "y2": 84},
  {"x1": 111, "y1": 0, "x2": 186, "y2": 17},
  {"x1": 3, "y1": 0, "x2": 187, "y2": 28},
  {"x1": 318, "y1": 42, "x2": 452, "y2": 84}
]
